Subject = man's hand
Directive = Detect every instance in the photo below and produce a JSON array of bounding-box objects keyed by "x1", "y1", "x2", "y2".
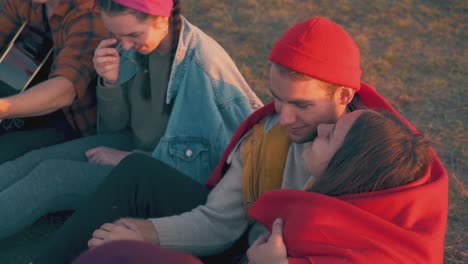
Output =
[
  {"x1": 88, "y1": 218, "x2": 159, "y2": 248},
  {"x1": 247, "y1": 218, "x2": 288, "y2": 264},
  {"x1": 85, "y1": 146, "x2": 130, "y2": 165}
]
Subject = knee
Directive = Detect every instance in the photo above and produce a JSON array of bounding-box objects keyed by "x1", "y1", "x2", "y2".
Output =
[
  {"x1": 106, "y1": 153, "x2": 151, "y2": 184},
  {"x1": 108, "y1": 154, "x2": 172, "y2": 185},
  {"x1": 117, "y1": 153, "x2": 154, "y2": 171},
  {"x1": 33, "y1": 159, "x2": 62, "y2": 174}
]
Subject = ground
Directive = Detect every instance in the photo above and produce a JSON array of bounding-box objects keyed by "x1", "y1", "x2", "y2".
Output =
[{"x1": 0, "y1": 0, "x2": 466, "y2": 263}]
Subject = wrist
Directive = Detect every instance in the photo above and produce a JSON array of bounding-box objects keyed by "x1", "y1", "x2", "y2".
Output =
[
  {"x1": 0, "y1": 98, "x2": 11, "y2": 119},
  {"x1": 137, "y1": 219, "x2": 160, "y2": 244},
  {"x1": 100, "y1": 77, "x2": 118, "y2": 87},
  {"x1": 146, "y1": 221, "x2": 160, "y2": 244}
]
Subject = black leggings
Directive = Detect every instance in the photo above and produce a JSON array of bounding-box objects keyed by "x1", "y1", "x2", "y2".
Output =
[{"x1": 35, "y1": 153, "x2": 210, "y2": 263}]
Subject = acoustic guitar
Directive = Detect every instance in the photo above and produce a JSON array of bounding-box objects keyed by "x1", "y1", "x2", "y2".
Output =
[
  {"x1": 0, "y1": 21, "x2": 53, "y2": 127},
  {"x1": 0, "y1": 21, "x2": 53, "y2": 95}
]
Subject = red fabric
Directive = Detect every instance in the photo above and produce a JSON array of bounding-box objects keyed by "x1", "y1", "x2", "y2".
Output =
[
  {"x1": 112, "y1": 0, "x2": 173, "y2": 17},
  {"x1": 269, "y1": 17, "x2": 361, "y2": 90},
  {"x1": 204, "y1": 82, "x2": 448, "y2": 263},
  {"x1": 248, "y1": 154, "x2": 448, "y2": 263},
  {"x1": 72, "y1": 240, "x2": 202, "y2": 264}
]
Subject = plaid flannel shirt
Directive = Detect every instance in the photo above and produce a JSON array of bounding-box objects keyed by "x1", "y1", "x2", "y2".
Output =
[{"x1": 0, "y1": 0, "x2": 110, "y2": 136}]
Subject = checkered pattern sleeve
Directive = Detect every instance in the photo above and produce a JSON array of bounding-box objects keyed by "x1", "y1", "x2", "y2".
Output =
[
  {"x1": 49, "y1": 4, "x2": 109, "y2": 136},
  {"x1": 0, "y1": 0, "x2": 21, "y2": 49}
]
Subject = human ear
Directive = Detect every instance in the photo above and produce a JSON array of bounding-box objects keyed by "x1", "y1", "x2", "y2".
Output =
[
  {"x1": 335, "y1": 86, "x2": 355, "y2": 106},
  {"x1": 151, "y1": 16, "x2": 169, "y2": 29}
]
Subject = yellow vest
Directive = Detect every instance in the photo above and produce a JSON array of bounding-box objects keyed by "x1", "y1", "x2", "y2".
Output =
[{"x1": 241, "y1": 119, "x2": 290, "y2": 215}]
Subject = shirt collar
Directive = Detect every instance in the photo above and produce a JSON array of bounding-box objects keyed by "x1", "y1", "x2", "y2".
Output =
[{"x1": 32, "y1": 0, "x2": 74, "y2": 18}]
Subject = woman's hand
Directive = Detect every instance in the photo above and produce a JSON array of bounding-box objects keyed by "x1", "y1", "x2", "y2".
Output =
[
  {"x1": 85, "y1": 146, "x2": 130, "y2": 166},
  {"x1": 93, "y1": 38, "x2": 120, "y2": 84},
  {"x1": 247, "y1": 218, "x2": 288, "y2": 264},
  {"x1": 88, "y1": 218, "x2": 159, "y2": 248}
]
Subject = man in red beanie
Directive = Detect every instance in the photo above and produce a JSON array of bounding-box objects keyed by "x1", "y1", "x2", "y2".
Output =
[{"x1": 34, "y1": 16, "x2": 447, "y2": 264}]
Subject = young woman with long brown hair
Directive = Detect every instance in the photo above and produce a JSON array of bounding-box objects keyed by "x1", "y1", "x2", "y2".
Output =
[{"x1": 248, "y1": 110, "x2": 446, "y2": 264}]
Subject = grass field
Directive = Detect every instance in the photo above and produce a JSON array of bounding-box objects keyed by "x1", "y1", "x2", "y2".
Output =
[
  {"x1": 0, "y1": 0, "x2": 466, "y2": 263},
  {"x1": 183, "y1": 1, "x2": 467, "y2": 262}
]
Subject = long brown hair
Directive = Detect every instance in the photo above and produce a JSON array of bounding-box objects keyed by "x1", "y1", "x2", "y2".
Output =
[{"x1": 310, "y1": 110, "x2": 432, "y2": 196}]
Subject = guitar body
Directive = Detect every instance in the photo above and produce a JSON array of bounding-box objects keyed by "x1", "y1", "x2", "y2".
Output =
[
  {"x1": 0, "y1": 21, "x2": 53, "y2": 128},
  {"x1": 0, "y1": 21, "x2": 53, "y2": 96}
]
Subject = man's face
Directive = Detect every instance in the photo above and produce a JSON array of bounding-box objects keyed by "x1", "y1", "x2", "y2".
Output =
[{"x1": 269, "y1": 64, "x2": 344, "y2": 143}]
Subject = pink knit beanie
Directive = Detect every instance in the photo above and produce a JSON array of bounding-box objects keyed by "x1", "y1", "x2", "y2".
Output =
[
  {"x1": 113, "y1": 0, "x2": 173, "y2": 17},
  {"x1": 269, "y1": 17, "x2": 362, "y2": 90}
]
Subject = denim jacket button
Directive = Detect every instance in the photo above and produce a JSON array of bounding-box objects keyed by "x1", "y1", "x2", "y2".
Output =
[{"x1": 185, "y1": 149, "x2": 193, "y2": 157}]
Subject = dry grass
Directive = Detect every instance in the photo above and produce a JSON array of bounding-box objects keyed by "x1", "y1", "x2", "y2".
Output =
[
  {"x1": 0, "y1": 0, "x2": 466, "y2": 263},
  {"x1": 184, "y1": 1, "x2": 467, "y2": 263}
]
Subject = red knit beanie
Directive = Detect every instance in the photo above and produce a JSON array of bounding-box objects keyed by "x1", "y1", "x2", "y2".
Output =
[{"x1": 269, "y1": 17, "x2": 362, "y2": 90}]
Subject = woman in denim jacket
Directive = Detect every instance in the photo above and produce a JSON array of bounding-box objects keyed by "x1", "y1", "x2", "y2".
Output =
[{"x1": 0, "y1": 0, "x2": 261, "y2": 240}]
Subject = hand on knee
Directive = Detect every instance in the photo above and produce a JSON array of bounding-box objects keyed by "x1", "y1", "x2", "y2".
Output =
[{"x1": 87, "y1": 218, "x2": 159, "y2": 249}]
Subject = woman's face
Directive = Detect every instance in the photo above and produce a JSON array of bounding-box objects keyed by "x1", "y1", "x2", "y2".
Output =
[
  {"x1": 101, "y1": 12, "x2": 170, "y2": 55},
  {"x1": 302, "y1": 110, "x2": 364, "y2": 178}
]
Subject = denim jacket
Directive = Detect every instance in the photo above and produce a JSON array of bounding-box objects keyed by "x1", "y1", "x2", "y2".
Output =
[{"x1": 98, "y1": 17, "x2": 262, "y2": 184}]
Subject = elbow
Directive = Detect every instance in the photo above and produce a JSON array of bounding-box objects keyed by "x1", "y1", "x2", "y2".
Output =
[{"x1": 59, "y1": 84, "x2": 77, "y2": 108}]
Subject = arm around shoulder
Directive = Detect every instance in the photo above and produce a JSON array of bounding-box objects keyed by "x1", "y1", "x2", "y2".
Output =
[{"x1": 150, "y1": 144, "x2": 248, "y2": 256}]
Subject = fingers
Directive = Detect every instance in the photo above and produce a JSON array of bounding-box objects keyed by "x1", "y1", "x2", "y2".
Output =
[
  {"x1": 94, "y1": 48, "x2": 119, "y2": 60},
  {"x1": 91, "y1": 223, "x2": 119, "y2": 239},
  {"x1": 269, "y1": 218, "x2": 284, "y2": 244},
  {"x1": 85, "y1": 146, "x2": 106, "y2": 158},
  {"x1": 94, "y1": 39, "x2": 119, "y2": 59},
  {"x1": 88, "y1": 222, "x2": 127, "y2": 248},
  {"x1": 251, "y1": 233, "x2": 269, "y2": 247},
  {"x1": 88, "y1": 224, "x2": 114, "y2": 248},
  {"x1": 97, "y1": 63, "x2": 120, "y2": 75},
  {"x1": 100, "y1": 223, "x2": 118, "y2": 232},
  {"x1": 88, "y1": 237, "x2": 105, "y2": 248},
  {"x1": 85, "y1": 147, "x2": 99, "y2": 160},
  {"x1": 94, "y1": 56, "x2": 119, "y2": 67},
  {"x1": 271, "y1": 218, "x2": 283, "y2": 234},
  {"x1": 96, "y1": 38, "x2": 118, "y2": 50},
  {"x1": 85, "y1": 147, "x2": 125, "y2": 165},
  {"x1": 115, "y1": 218, "x2": 139, "y2": 232},
  {"x1": 94, "y1": 39, "x2": 120, "y2": 81}
]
